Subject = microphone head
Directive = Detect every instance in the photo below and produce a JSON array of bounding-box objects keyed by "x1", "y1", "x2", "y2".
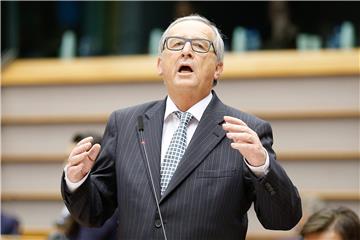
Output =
[{"x1": 137, "y1": 116, "x2": 144, "y2": 131}]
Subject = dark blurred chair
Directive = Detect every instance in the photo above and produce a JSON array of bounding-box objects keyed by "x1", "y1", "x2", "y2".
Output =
[{"x1": 1, "y1": 212, "x2": 20, "y2": 235}]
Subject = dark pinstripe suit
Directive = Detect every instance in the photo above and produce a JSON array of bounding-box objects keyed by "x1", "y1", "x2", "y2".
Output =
[{"x1": 62, "y1": 91, "x2": 302, "y2": 240}]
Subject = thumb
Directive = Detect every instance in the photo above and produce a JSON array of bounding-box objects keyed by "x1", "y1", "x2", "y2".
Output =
[{"x1": 88, "y1": 143, "x2": 101, "y2": 161}]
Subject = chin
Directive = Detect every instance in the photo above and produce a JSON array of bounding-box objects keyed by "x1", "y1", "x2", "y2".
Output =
[{"x1": 176, "y1": 82, "x2": 199, "y2": 91}]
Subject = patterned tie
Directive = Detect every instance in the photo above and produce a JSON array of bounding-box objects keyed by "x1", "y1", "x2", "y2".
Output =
[{"x1": 160, "y1": 111, "x2": 193, "y2": 195}]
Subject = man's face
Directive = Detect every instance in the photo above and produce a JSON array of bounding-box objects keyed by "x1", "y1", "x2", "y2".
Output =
[{"x1": 157, "y1": 20, "x2": 223, "y2": 100}]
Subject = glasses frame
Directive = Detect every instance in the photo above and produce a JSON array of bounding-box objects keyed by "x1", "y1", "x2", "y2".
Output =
[{"x1": 162, "y1": 36, "x2": 217, "y2": 56}]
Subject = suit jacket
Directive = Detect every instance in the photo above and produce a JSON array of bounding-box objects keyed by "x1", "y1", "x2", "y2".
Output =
[
  {"x1": 62, "y1": 91, "x2": 302, "y2": 240},
  {"x1": 77, "y1": 212, "x2": 118, "y2": 240}
]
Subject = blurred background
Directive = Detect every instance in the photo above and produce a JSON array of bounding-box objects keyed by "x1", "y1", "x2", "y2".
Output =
[
  {"x1": 2, "y1": 1, "x2": 359, "y2": 59},
  {"x1": 1, "y1": 1, "x2": 359, "y2": 240}
]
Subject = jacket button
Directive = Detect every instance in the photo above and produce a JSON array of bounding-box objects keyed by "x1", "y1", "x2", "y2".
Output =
[
  {"x1": 155, "y1": 219, "x2": 162, "y2": 228},
  {"x1": 265, "y1": 183, "x2": 273, "y2": 192}
]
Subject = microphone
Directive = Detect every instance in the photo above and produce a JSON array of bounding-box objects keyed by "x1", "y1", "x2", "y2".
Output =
[{"x1": 137, "y1": 116, "x2": 168, "y2": 240}]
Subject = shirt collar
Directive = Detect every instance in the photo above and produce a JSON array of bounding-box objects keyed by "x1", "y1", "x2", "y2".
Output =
[{"x1": 164, "y1": 92, "x2": 213, "y2": 122}]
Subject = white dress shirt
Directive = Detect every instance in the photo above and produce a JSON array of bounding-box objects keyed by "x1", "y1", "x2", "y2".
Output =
[
  {"x1": 65, "y1": 92, "x2": 269, "y2": 191},
  {"x1": 161, "y1": 93, "x2": 213, "y2": 163}
]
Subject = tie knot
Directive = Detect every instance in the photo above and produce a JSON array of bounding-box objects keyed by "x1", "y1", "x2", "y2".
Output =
[{"x1": 175, "y1": 111, "x2": 193, "y2": 126}]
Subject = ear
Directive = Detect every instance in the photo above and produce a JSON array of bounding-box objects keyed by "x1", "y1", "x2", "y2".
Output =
[
  {"x1": 157, "y1": 57, "x2": 163, "y2": 76},
  {"x1": 213, "y1": 62, "x2": 223, "y2": 80}
]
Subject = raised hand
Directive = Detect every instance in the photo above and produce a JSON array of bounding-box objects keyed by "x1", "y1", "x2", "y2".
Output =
[
  {"x1": 222, "y1": 116, "x2": 266, "y2": 167},
  {"x1": 66, "y1": 136, "x2": 101, "y2": 183}
]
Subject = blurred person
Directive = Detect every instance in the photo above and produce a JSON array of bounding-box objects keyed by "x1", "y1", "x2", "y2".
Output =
[
  {"x1": 265, "y1": 1, "x2": 297, "y2": 49},
  {"x1": 300, "y1": 207, "x2": 360, "y2": 240},
  {"x1": 173, "y1": 1, "x2": 194, "y2": 18},
  {"x1": 295, "y1": 195, "x2": 325, "y2": 233},
  {"x1": 61, "y1": 14, "x2": 302, "y2": 239},
  {"x1": 49, "y1": 133, "x2": 117, "y2": 240},
  {"x1": 1, "y1": 212, "x2": 20, "y2": 235}
]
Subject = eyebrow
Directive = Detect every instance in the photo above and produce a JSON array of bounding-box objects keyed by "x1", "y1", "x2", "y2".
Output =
[{"x1": 169, "y1": 36, "x2": 212, "y2": 41}]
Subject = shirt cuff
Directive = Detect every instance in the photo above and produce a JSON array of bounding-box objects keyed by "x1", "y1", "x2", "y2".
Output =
[
  {"x1": 243, "y1": 148, "x2": 270, "y2": 177},
  {"x1": 63, "y1": 164, "x2": 90, "y2": 192}
]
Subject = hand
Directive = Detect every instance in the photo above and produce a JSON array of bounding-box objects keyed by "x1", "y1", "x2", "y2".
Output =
[
  {"x1": 66, "y1": 136, "x2": 101, "y2": 183},
  {"x1": 222, "y1": 116, "x2": 266, "y2": 167}
]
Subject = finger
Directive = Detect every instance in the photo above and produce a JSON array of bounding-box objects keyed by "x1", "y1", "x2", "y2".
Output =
[
  {"x1": 81, "y1": 158, "x2": 95, "y2": 173},
  {"x1": 223, "y1": 122, "x2": 251, "y2": 134},
  {"x1": 76, "y1": 136, "x2": 94, "y2": 146},
  {"x1": 224, "y1": 116, "x2": 247, "y2": 126},
  {"x1": 68, "y1": 151, "x2": 88, "y2": 166},
  {"x1": 69, "y1": 142, "x2": 92, "y2": 158},
  {"x1": 230, "y1": 142, "x2": 259, "y2": 152},
  {"x1": 230, "y1": 142, "x2": 252, "y2": 152},
  {"x1": 230, "y1": 142, "x2": 247, "y2": 148},
  {"x1": 226, "y1": 132, "x2": 253, "y2": 143},
  {"x1": 88, "y1": 144, "x2": 101, "y2": 161}
]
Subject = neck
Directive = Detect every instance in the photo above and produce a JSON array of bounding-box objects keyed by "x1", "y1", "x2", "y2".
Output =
[{"x1": 169, "y1": 91, "x2": 210, "y2": 112}]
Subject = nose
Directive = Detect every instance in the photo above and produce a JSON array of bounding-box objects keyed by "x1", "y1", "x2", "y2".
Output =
[{"x1": 181, "y1": 41, "x2": 194, "y2": 58}]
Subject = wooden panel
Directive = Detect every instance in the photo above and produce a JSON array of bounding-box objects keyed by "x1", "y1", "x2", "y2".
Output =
[
  {"x1": 1, "y1": 192, "x2": 61, "y2": 201},
  {"x1": 277, "y1": 151, "x2": 359, "y2": 161},
  {"x1": 246, "y1": 233, "x2": 293, "y2": 240},
  {"x1": 303, "y1": 191, "x2": 360, "y2": 201},
  {"x1": 2, "y1": 49, "x2": 359, "y2": 86},
  {"x1": 1, "y1": 236, "x2": 47, "y2": 240},
  {"x1": 1, "y1": 114, "x2": 109, "y2": 125},
  {"x1": 1, "y1": 55, "x2": 160, "y2": 86},
  {"x1": 1, "y1": 154, "x2": 68, "y2": 163},
  {"x1": 22, "y1": 228, "x2": 51, "y2": 237},
  {"x1": 225, "y1": 49, "x2": 360, "y2": 79},
  {"x1": 2, "y1": 109, "x2": 358, "y2": 126}
]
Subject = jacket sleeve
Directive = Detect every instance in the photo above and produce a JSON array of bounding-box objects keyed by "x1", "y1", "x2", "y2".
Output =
[
  {"x1": 244, "y1": 120, "x2": 302, "y2": 230},
  {"x1": 61, "y1": 112, "x2": 118, "y2": 227}
]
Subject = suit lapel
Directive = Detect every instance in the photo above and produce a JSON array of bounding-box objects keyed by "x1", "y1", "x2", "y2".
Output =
[
  {"x1": 138, "y1": 100, "x2": 166, "y2": 201},
  {"x1": 160, "y1": 92, "x2": 227, "y2": 201}
]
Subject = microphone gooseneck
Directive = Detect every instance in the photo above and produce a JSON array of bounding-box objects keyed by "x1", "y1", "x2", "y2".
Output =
[
  {"x1": 137, "y1": 116, "x2": 144, "y2": 131},
  {"x1": 137, "y1": 116, "x2": 168, "y2": 240}
]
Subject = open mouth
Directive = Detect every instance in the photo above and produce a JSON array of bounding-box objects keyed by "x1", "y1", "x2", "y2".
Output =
[{"x1": 178, "y1": 65, "x2": 193, "y2": 73}]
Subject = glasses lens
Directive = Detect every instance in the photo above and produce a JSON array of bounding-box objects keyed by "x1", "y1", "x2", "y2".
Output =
[
  {"x1": 165, "y1": 37, "x2": 212, "y2": 53},
  {"x1": 167, "y1": 37, "x2": 185, "y2": 50},
  {"x1": 191, "y1": 39, "x2": 211, "y2": 53}
]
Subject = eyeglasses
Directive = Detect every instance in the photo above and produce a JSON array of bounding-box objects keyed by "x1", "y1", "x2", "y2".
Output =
[{"x1": 163, "y1": 36, "x2": 217, "y2": 55}]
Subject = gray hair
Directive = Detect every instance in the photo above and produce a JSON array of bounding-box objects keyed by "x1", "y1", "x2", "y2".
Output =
[{"x1": 158, "y1": 14, "x2": 224, "y2": 63}]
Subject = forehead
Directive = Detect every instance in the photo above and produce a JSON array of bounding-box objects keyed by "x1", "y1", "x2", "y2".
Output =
[
  {"x1": 167, "y1": 20, "x2": 215, "y2": 40},
  {"x1": 305, "y1": 230, "x2": 342, "y2": 240}
]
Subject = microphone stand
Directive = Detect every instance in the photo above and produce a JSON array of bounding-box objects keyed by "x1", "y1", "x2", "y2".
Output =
[{"x1": 138, "y1": 116, "x2": 168, "y2": 240}]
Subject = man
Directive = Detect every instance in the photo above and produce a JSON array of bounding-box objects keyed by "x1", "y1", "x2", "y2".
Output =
[{"x1": 61, "y1": 15, "x2": 302, "y2": 240}]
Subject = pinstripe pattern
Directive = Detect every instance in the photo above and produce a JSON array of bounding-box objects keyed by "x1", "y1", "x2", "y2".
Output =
[{"x1": 62, "y1": 91, "x2": 302, "y2": 240}]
